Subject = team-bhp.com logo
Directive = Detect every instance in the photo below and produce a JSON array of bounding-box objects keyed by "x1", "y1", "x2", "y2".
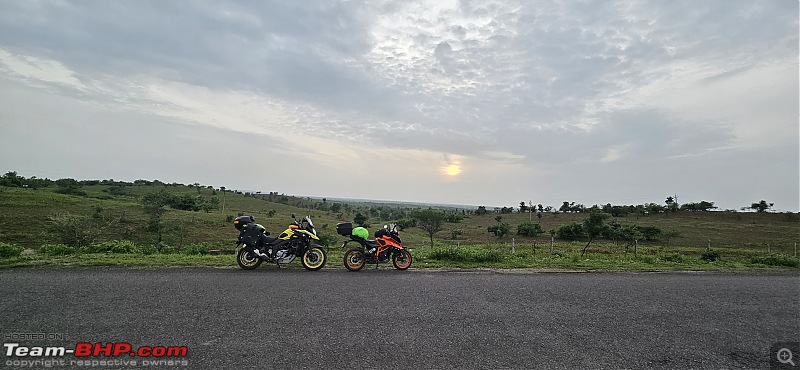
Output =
[{"x1": 4, "y1": 342, "x2": 189, "y2": 367}]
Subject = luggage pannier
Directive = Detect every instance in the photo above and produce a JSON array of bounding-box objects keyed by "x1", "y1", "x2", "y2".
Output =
[
  {"x1": 234, "y1": 215, "x2": 255, "y2": 231},
  {"x1": 336, "y1": 222, "x2": 353, "y2": 236},
  {"x1": 351, "y1": 226, "x2": 369, "y2": 240}
]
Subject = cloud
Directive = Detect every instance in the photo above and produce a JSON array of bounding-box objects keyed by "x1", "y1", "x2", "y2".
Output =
[{"x1": 0, "y1": 0, "x2": 796, "y2": 210}]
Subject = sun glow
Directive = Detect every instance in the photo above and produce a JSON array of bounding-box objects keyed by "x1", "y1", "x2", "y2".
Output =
[{"x1": 444, "y1": 164, "x2": 461, "y2": 176}]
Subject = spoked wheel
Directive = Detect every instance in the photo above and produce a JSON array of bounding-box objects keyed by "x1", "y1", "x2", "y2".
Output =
[
  {"x1": 237, "y1": 249, "x2": 263, "y2": 270},
  {"x1": 392, "y1": 249, "x2": 412, "y2": 270},
  {"x1": 301, "y1": 245, "x2": 326, "y2": 271},
  {"x1": 343, "y1": 248, "x2": 366, "y2": 272}
]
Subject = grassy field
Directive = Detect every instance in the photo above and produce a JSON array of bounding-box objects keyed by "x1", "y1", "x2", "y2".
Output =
[{"x1": 0, "y1": 182, "x2": 798, "y2": 270}]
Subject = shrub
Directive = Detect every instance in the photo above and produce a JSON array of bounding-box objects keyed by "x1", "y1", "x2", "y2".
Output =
[
  {"x1": 429, "y1": 246, "x2": 502, "y2": 263},
  {"x1": 556, "y1": 223, "x2": 585, "y2": 240},
  {"x1": 158, "y1": 245, "x2": 176, "y2": 254},
  {"x1": 750, "y1": 255, "x2": 799, "y2": 268},
  {"x1": 640, "y1": 256, "x2": 655, "y2": 264},
  {"x1": 46, "y1": 213, "x2": 102, "y2": 247},
  {"x1": 701, "y1": 249, "x2": 720, "y2": 262},
  {"x1": 639, "y1": 226, "x2": 662, "y2": 241},
  {"x1": 396, "y1": 218, "x2": 417, "y2": 230},
  {"x1": 85, "y1": 240, "x2": 139, "y2": 254},
  {"x1": 487, "y1": 223, "x2": 510, "y2": 238},
  {"x1": 517, "y1": 222, "x2": 544, "y2": 237},
  {"x1": 40, "y1": 244, "x2": 79, "y2": 256},
  {"x1": 662, "y1": 254, "x2": 685, "y2": 263},
  {"x1": 0, "y1": 242, "x2": 23, "y2": 258},
  {"x1": 138, "y1": 244, "x2": 159, "y2": 255},
  {"x1": 316, "y1": 233, "x2": 338, "y2": 247}
]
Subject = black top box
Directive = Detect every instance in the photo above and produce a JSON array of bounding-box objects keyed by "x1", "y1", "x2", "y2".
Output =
[{"x1": 336, "y1": 222, "x2": 353, "y2": 236}]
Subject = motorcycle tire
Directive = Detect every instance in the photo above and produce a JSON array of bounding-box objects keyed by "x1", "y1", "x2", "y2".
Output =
[
  {"x1": 343, "y1": 248, "x2": 366, "y2": 272},
  {"x1": 237, "y1": 248, "x2": 263, "y2": 270},
  {"x1": 301, "y1": 244, "x2": 326, "y2": 271},
  {"x1": 392, "y1": 249, "x2": 412, "y2": 270}
]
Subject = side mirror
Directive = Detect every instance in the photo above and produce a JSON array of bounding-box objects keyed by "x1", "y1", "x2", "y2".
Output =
[{"x1": 291, "y1": 213, "x2": 296, "y2": 219}]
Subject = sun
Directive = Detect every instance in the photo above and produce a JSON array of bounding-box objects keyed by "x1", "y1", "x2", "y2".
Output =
[{"x1": 444, "y1": 164, "x2": 461, "y2": 176}]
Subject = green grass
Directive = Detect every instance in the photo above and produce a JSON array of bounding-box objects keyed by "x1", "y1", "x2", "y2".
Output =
[
  {"x1": 1, "y1": 182, "x2": 798, "y2": 271},
  {"x1": 409, "y1": 244, "x2": 799, "y2": 271}
]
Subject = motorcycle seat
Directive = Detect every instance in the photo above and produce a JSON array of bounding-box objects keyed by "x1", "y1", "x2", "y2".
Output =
[{"x1": 263, "y1": 236, "x2": 279, "y2": 244}]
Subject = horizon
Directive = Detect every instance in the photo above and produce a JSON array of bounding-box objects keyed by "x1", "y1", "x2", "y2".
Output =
[{"x1": 3, "y1": 169, "x2": 795, "y2": 213}]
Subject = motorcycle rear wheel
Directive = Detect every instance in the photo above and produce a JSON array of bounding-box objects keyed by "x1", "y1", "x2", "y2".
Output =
[
  {"x1": 301, "y1": 245, "x2": 326, "y2": 271},
  {"x1": 392, "y1": 249, "x2": 412, "y2": 270},
  {"x1": 237, "y1": 249, "x2": 263, "y2": 270},
  {"x1": 343, "y1": 248, "x2": 366, "y2": 272}
]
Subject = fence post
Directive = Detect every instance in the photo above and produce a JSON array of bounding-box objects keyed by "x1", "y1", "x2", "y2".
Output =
[
  {"x1": 795, "y1": 242, "x2": 797, "y2": 258},
  {"x1": 550, "y1": 236, "x2": 554, "y2": 254},
  {"x1": 634, "y1": 239, "x2": 638, "y2": 257},
  {"x1": 707, "y1": 239, "x2": 711, "y2": 253},
  {"x1": 512, "y1": 238, "x2": 515, "y2": 254},
  {"x1": 533, "y1": 241, "x2": 536, "y2": 255}
]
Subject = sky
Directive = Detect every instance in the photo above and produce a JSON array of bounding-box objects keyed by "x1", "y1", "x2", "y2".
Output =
[{"x1": 0, "y1": 0, "x2": 798, "y2": 211}]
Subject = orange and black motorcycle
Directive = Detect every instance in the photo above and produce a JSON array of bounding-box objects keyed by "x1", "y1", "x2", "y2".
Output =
[{"x1": 337, "y1": 222, "x2": 412, "y2": 271}]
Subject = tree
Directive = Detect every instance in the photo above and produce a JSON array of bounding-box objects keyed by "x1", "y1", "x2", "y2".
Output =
[
  {"x1": 519, "y1": 201, "x2": 529, "y2": 214},
  {"x1": 517, "y1": 222, "x2": 543, "y2": 237},
  {"x1": 354, "y1": 212, "x2": 369, "y2": 227},
  {"x1": 750, "y1": 200, "x2": 774, "y2": 213},
  {"x1": 662, "y1": 229, "x2": 680, "y2": 247},
  {"x1": 475, "y1": 206, "x2": 488, "y2": 215},
  {"x1": 488, "y1": 223, "x2": 510, "y2": 238},
  {"x1": 1, "y1": 171, "x2": 23, "y2": 187},
  {"x1": 141, "y1": 190, "x2": 171, "y2": 243},
  {"x1": 680, "y1": 201, "x2": 716, "y2": 212},
  {"x1": 412, "y1": 209, "x2": 446, "y2": 248},
  {"x1": 55, "y1": 178, "x2": 86, "y2": 196},
  {"x1": 582, "y1": 210, "x2": 610, "y2": 256}
]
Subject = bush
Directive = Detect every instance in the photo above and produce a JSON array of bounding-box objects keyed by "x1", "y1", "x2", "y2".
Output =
[
  {"x1": 639, "y1": 226, "x2": 662, "y2": 241},
  {"x1": 396, "y1": 218, "x2": 417, "y2": 230},
  {"x1": 158, "y1": 245, "x2": 176, "y2": 254},
  {"x1": 180, "y1": 243, "x2": 217, "y2": 255},
  {"x1": 0, "y1": 242, "x2": 23, "y2": 258},
  {"x1": 750, "y1": 255, "x2": 800, "y2": 268},
  {"x1": 487, "y1": 223, "x2": 510, "y2": 238},
  {"x1": 662, "y1": 254, "x2": 685, "y2": 263},
  {"x1": 517, "y1": 222, "x2": 544, "y2": 237},
  {"x1": 701, "y1": 249, "x2": 720, "y2": 262},
  {"x1": 429, "y1": 246, "x2": 502, "y2": 263},
  {"x1": 46, "y1": 213, "x2": 102, "y2": 247},
  {"x1": 317, "y1": 233, "x2": 338, "y2": 247},
  {"x1": 556, "y1": 223, "x2": 585, "y2": 240},
  {"x1": 85, "y1": 240, "x2": 139, "y2": 254},
  {"x1": 40, "y1": 244, "x2": 79, "y2": 256}
]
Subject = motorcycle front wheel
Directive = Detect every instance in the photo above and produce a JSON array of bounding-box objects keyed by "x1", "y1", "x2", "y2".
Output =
[
  {"x1": 301, "y1": 245, "x2": 326, "y2": 271},
  {"x1": 237, "y1": 249, "x2": 263, "y2": 270},
  {"x1": 392, "y1": 249, "x2": 412, "y2": 270},
  {"x1": 343, "y1": 248, "x2": 366, "y2": 272}
]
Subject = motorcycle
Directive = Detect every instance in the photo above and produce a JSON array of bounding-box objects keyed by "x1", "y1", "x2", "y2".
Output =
[
  {"x1": 336, "y1": 222, "x2": 412, "y2": 271},
  {"x1": 234, "y1": 214, "x2": 327, "y2": 271}
]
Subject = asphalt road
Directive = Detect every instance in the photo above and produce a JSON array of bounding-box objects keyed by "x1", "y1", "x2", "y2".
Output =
[{"x1": 1, "y1": 266, "x2": 798, "y2": 369}]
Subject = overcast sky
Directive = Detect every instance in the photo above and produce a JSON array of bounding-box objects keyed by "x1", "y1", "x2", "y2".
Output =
[{"x1": 0, "y1": 0, "x2": 797, "y2": 211}]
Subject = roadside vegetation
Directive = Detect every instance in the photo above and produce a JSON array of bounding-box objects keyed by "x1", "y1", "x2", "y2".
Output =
[{"x1": 0, "y1": 171, "x2": 797, "y2": 270}]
